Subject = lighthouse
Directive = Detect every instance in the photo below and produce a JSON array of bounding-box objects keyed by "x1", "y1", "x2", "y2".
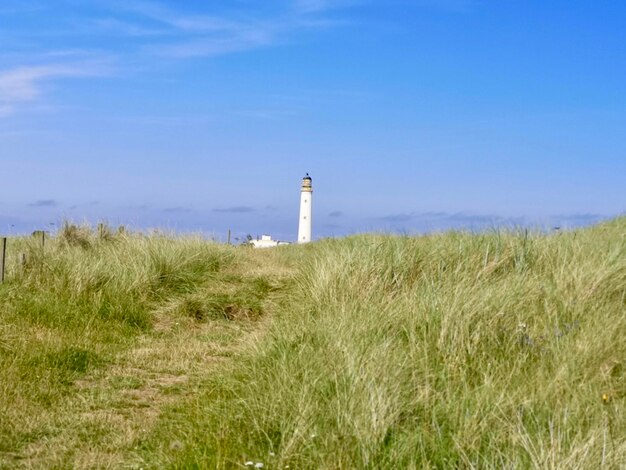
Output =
[{"x1": 297, "y1": 174, "x2": 312, "y2": 243}]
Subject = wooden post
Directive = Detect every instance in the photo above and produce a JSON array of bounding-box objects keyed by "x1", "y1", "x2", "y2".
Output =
[
  {"x1": 227, "y1": 229, "x2": 231, "y2": 245},
  {"x1": 32, "y1": 231, "x2": 45, "y2": 250},
  {"x1": 20, "y1": 253, "x2": 27, "y2": 268},
  {"x1": 98, "y1": 223, "x2": 104, "y2": 239},
  {"x1": 0, "y1": 237, "x2": 6, "y2": 283}
]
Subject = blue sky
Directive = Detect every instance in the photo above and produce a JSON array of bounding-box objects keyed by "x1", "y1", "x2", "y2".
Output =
[{"x1": 1, "y1": 0, "x2": 624, "y2": 240}]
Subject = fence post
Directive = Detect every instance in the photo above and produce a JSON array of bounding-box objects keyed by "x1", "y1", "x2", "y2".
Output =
[
  {"x1": 0, "y1": 237, "x2": 6, "y2": 283},
  {"x1": 227, "y1": 229, "x2": 231, "y2": 245},
  {"x1": 32, "y1": 230, "x2": 45, "y2": 250}
]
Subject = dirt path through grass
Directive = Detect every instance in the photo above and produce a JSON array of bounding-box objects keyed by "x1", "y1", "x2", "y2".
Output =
[
  {"x1": 23, "y1": 319, "x2": 261, "y2": 468},
  {"x1": 0, "y1": 239, "x2": 298, "y2": 469}
]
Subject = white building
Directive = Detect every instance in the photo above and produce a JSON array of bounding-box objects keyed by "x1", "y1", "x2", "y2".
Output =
[{"x1": 250, "y1": 235, "x2": 289, "y2": 249}]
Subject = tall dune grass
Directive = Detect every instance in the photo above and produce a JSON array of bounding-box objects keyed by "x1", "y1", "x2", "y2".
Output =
[
  {"x1": 143, "y1": 218, "x2": 625, "y2": 468},
  {"x1": 0, "y1": 220, "x2": 623, "y2": 468}
]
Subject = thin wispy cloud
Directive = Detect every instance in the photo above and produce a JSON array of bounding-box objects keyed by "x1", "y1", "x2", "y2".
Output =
[
  {"x1": 0, "y1": 66, "x2": 74, "y2": 101},
  {"x1": 102, "y1": 0, "x2": 354, "y2": 58},
  {"x1": 0, "y1": 61, "x2": 109, "y2": 117},
  {"x1": 106, "y1": 0, "x2": 232, "y2": 32},
  {"x1": 0, "y1": 0, "x2": 357, "y2": 115},
  {"x1": 152, "y1": 32, "x2": 273, "y2": 59}
]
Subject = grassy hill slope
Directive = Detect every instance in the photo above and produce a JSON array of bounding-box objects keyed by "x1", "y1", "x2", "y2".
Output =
[{"x1": 1, "y1": 219, "x2": 624, "y2": 468}]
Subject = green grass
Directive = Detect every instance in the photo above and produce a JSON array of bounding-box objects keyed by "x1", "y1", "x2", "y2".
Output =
[
  {"x1": 0, "y1": 225, "x2": 291, "y2": 468},
  {"x1": 1, "y1": 219, "x2": 624, "y2": 468}
]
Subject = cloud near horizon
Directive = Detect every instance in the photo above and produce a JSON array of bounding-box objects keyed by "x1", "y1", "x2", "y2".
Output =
[
  {"x1": 379, "y1": 213, "x2": 413, "y2": 222},
  {"x1": 378, "y1": 212, "x2": 514, "y2": 230},
  {"x1": 27, "y1": 199, "x2": 58, "y2": 208},
  {"x1": 212, "y1": 206, "x2": 256, "y2": 213},
  {"x1": 375, "y1": 211, "x2": 618, "y2": 232},
  {"x1": 162, "y1": 206, "x2": 192, "y2": 213}
]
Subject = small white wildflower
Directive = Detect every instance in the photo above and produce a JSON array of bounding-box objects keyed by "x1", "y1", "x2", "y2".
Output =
[
  {"x1": 244, "y1": 462, "x2": 254, "y2": 467},
  {"x1": 269, "y1": 451, "x2": 275, "y2": 456},
  {"x1": 255, "y1": 463, "x2": 264, "y2": 469}
]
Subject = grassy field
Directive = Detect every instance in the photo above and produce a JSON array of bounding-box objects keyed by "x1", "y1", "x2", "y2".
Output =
[{"x1": 0, "y1": 219, "x2": 624, "y2": 468}]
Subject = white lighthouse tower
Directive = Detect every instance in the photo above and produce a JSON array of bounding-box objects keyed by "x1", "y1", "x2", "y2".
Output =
[{"x1": 297, "y1": 174, "x2": 312, "y2": 243}]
